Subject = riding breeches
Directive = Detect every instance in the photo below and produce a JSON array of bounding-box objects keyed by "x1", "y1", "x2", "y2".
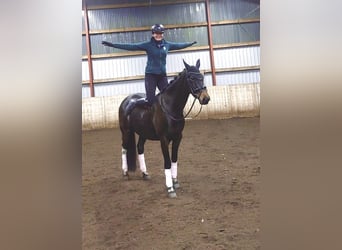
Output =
[{"x1": 145, "y1": 73, "x2": 168, "y2": 104}]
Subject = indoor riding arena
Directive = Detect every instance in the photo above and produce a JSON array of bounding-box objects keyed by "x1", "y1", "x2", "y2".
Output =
[{"x1": 82, "y1": 0, "x2": 260, "y2": 249}]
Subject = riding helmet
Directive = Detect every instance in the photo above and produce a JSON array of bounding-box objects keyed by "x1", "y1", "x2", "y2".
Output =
[{"x1": 151, "y1": 24, "x2": 165, "y2": 34}]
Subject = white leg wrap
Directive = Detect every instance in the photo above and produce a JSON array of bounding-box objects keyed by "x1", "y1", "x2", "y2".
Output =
[
  {"x1": 121, "y1": 148, "x2": 128, "y2": 173},
  {"x1": 165, "y1": 169, "x2": 173, "y2": 188},
  {"x1": 138, "y1": 153, "x2": 147, "y2": 173},
  {"x1": 171, "y1": 162, "x2": 178, "y2": 179}
]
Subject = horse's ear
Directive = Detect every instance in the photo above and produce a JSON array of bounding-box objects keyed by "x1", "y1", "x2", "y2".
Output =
[
  {"x1": 196, "y1": 59, "x2": 200, "y2": 69},
  {"x1": 183, "y1": 59, "x2": 190, "y2": 70}
]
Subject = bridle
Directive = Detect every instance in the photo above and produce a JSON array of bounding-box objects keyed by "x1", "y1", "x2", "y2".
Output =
[
  {"x1": 186, "y1": 70, "x2": 207, "y2": 96},
  {"x1": 160, "y1": 69, "x2": 206, "y2": 121}
]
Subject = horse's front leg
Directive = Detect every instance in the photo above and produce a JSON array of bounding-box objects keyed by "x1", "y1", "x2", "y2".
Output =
[
  {"x1": 160, "y1": 136, "x2": 176, "y2": 198},
  {"x1": 171, "y1": 134, "x2": 182, "y2": 189}
]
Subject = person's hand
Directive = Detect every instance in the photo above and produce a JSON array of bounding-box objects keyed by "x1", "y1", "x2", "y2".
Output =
[{"x1": 102, "y1": 41, "x2": 113, "y2": 47}]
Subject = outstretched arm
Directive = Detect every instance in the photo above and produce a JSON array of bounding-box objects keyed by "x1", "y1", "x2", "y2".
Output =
[
  {"x1": 168, "y1": 41, "x2": 197, "y2": 51},
  {"x1": 101, "y1": 41, "x2": 146, "y2": 51}
]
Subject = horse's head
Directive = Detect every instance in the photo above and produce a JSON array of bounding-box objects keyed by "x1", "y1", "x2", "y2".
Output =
[{"x1": 183, "y1": 59, "x2": 210, "y2": 105}]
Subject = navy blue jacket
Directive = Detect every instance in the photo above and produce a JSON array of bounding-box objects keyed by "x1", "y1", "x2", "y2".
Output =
[{"x1": 106, "y1": 38, "x2": 195, "y2": 75}]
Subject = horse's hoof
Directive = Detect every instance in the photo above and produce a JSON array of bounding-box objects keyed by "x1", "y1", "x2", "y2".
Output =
[
  {"x1": 172, "y1": 178, "x2": 180, "y2": 189},
  {"x1": 142, "y1": 172, "x2": 151, "y2": 180},
  {"x1": 167, "y1": 187, "x2": 177, "y2": 198},
  {"x1": 123, "y1": 171, "x2": 129, "y2": 180}
]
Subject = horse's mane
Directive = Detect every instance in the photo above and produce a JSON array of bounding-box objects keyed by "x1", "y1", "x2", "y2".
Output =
[
  {"x1": 169, "y1": 69, "x2": 187, "y2": 85},
  {"x1": 157, "y1": 69, "x2": 187, "y2": 95}
]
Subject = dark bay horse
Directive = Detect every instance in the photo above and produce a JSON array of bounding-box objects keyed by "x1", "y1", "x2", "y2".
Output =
[{"x1": 118, "y1": 59, "x2": 210, "y2": 198}]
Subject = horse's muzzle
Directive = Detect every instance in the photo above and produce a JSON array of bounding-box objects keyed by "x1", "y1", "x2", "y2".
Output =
[{"x1": 198, "y1": 90, "x2": 210, "y2": 105}]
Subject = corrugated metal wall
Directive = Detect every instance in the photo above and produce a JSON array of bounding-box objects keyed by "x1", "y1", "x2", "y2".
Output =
[
  {"x1": 82, "y1": 0, "x2": 260, "y2": 98},
  {"x1": 214, "y1": 46, "x2": 260, "y2": 68},
  {"x1": 88, "y1": 3, "x2": 206, "y2": 29},
  {"x1": 209, "y1": 0, "x2": 260, "y2": 20},
  {"x1": 82, "y1": 45, "x2": 259, "y2": 97}
]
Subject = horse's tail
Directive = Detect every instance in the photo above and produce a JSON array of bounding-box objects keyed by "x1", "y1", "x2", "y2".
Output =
[{"x1": 126, "y1": 129, "x2": 137, "y2": 172}]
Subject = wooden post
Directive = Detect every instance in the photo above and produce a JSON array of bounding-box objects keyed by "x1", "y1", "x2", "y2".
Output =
[
  {"x1": 83, "y1": 2, "x2": 95, "y2": 97},
  {"x1": 205, "y1": 0, "x2": 217, "y2": 86}
]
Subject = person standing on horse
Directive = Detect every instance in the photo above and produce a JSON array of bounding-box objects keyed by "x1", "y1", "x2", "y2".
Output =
[{"x1": 102, "y1": 24, "x2": 197, "y2": 108}]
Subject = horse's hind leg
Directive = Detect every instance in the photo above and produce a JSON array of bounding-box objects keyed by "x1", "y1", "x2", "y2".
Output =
[
  {"x1": 137, "y1": 136, "x2": 150, "y2": 180},
  {"x1": 121, "y1": 147, "x2": 128, "y2": 177},
  {"x1": 121, "y1": 134, "x2": 129, "y2": 177},
  {"x1": 121, "y1": 128, "x2": 137, "y2": 177}
]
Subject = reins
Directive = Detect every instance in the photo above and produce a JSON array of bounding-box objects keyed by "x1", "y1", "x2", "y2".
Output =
[
  {"x1": 160, "y1": 96, "x2": 203, "y2": 121},
  {"x1": 184, "y1": 98, "x2": 203, "y2": 119},
  {"x1": 184, "y1": 98, "x2": 197, "y2": 118},
  {"x1": 189, "y1": 101, "x2": 203, "y2": 119}
]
